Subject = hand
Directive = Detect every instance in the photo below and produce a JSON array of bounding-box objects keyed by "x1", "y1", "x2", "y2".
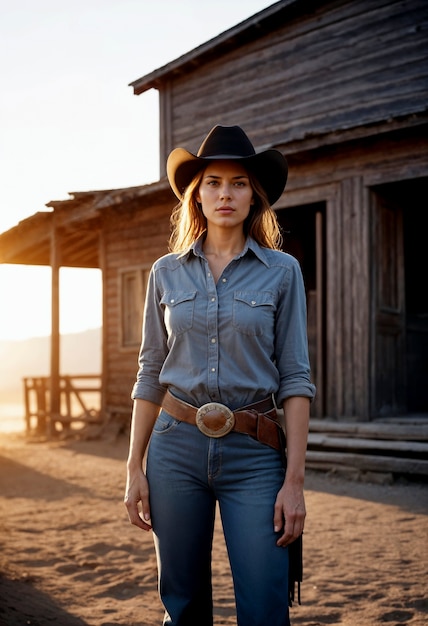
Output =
[
  {"x1": 273, "y1": 480, "x2": 306, "y2": 547},
  {"x1": 124, "y1": 468, "x2": 152, "y2": 531}
]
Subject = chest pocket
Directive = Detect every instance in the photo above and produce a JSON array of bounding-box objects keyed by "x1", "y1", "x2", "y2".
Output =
[
  {"x1": 161, "y1": 291, "x2": 197, "y2": 336},
  {"x1": 232, "y1": 291, "x2": 276, "y2": 336}
]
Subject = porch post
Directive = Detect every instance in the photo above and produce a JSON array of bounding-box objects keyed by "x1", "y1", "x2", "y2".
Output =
[{"x1": 50, "y1": 223, "x2": 61, "y2": 437}]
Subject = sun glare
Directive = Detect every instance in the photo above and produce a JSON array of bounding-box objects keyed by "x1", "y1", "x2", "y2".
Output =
[{"x1": 0, "y1": 265, "x2": 102, "y2": 341}]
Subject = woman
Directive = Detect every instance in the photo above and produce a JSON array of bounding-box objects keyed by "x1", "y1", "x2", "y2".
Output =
[{"x1": 124, "y1": 125, "x2": 316, "y2": 626}]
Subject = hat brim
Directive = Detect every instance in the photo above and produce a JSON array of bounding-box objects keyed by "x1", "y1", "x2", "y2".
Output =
[{"x1": 167, "y1": 148, "x2": 288, "y2": 206}]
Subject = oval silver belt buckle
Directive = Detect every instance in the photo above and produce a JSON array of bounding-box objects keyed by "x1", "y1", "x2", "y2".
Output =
[{"x1": 195, "y1": 402, "x2": 235, "y2": 438}]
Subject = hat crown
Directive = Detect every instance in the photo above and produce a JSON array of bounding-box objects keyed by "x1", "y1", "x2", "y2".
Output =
[
  {"x1": 197, "y1": 125, "x2": 256, "y2": 159},
  {"x1": 167, "y1": 124, "x2": 288, "y2": 204}
]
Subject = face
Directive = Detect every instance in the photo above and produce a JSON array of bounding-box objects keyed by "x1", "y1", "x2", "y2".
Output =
[{"x1": 196, "y1": 161, "x2": 254, "y2": 231}]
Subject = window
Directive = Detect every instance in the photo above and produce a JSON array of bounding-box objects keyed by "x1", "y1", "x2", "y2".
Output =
[{"x1": 120, "y1": 268, "x2": 150, "y2": 348}]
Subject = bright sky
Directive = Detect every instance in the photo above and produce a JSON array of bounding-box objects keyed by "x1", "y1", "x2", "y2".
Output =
[{"x1": 0, "y1": 0, "x2": 274, "y2": 341}]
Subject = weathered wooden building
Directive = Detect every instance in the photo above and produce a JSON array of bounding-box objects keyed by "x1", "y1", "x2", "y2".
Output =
[{"x1": 1, "y1": 0, "x2": 427, "y2": 461}]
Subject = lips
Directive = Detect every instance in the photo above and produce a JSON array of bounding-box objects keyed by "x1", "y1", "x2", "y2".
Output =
[{"x1": 217, "y1": 205, "x2": 234, "y2": 212}]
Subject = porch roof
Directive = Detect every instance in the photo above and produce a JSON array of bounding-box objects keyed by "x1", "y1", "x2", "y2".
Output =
[{"x1": 0, "y1": 178, "x2": 171, "y2": 268}]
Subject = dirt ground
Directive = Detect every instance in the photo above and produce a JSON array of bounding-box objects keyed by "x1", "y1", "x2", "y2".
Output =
[{"x1": 0, "y1": 432, "x2": 426, "y2": 626}]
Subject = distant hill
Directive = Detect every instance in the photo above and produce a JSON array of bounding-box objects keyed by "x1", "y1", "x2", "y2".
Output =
[{"x1": 0, "y1": 328, "x2": 101, "y2": 401}]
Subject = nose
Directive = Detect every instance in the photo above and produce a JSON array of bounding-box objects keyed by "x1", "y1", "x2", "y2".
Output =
[{"x1": 220, "y1": 183, "x2": 232, "y2": 199}]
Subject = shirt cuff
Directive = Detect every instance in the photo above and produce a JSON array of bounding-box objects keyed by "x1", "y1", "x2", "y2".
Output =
[{"x1": 131, "y1": 381, "x2": 167, "y2": 407}]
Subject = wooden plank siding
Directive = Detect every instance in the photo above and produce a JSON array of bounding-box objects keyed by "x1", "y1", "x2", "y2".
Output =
[
  {"x1": 102, "y1": 199, "x2": 174, "y2": 418},
  {"x1": 272, "y1": 128, "x2": 428, "y2": 419},
  {"x1": 155, "y1": 0, "x2": 428, "y2": 169}
]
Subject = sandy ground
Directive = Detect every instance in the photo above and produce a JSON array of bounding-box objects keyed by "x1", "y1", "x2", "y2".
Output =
[{"x1": 0, "y1": 431, "x2": 426, "y2": 626}]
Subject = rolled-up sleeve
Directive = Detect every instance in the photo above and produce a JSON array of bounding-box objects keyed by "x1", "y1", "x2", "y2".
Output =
[
  {"x1": 131, "y1": 265, "x2": 168, "y2": 406},
  {"x1": 274, "y1": 257, "x2": 316, "y2": 407}
]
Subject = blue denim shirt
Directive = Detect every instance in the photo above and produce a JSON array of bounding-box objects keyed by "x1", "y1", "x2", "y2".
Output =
[{"x1": 131, "y1": 237, "x2": 316, "y2": 410}]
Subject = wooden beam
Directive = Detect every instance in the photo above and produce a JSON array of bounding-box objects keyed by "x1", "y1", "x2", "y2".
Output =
[
  {"x1": 309, "y1": 419, "x2": 428, "y2": 441},
  {"x1": 50, "y1": 225, "x2": 61, "y2": 437},
  {"x1": 308, "y1": 433, "x2": 428, "y2": 455},
  {"x1": 306, "y1": 450, "x2": 428, "y2": 476}
]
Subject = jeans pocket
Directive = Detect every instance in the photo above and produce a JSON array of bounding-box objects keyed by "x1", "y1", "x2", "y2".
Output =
[{"x1": 152, "y1": 410, "x2": 181, "y2": 434}]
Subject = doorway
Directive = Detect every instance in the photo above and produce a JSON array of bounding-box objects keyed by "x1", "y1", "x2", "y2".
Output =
[
  {"x1": 276, "y1": 203, "x2": 325, "y2": 417},
  {"x1": 371, "y1": 177, "x2": 428, "y2": 416}
]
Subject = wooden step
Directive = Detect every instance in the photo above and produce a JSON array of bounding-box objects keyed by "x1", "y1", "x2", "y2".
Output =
[
  {"x1": 308, "y1": 433, "x2": 428, "y2": 457},
  {"x1": 305, "y1": 419, "x2": 428, "y2": 476},
  {"x1": 309, "y1": 419, "x2": 428, "y2": 441},
  {"x1": 306, "y1": 450, "x2": 428, "y2": 476}
]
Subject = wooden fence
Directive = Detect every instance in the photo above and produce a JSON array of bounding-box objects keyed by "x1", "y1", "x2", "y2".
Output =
[{"x1": 23, "y1": 375, "x2": 102, "y2": 437}]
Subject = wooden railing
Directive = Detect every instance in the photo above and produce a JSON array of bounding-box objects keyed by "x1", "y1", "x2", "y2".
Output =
[{"x1": 23, "y1": 375, "x2": 102, "y2": 437}]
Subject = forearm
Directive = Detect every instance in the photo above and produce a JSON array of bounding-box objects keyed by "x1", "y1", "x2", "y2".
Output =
[
  {"x1": 125, "y1": 398, "x2": 160, "y2": 531},
  {"x1": 127, "y1": 398, "x2": 161, "y2": 471},
  {"x1": 274, "y1": 396, "x2": 310, "y2": 544},
  {"x1": 282, "y1": 396, "x2": 310, "y2": 484}
]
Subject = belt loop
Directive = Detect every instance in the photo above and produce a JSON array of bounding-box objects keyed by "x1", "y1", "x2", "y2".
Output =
[{"x1": 255, "y1": 410, "x2": 262, "y2": 442}]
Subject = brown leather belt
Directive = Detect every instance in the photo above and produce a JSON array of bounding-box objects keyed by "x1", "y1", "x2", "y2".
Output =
[{"x1": 162, "y1": 390, "x2": 284, "y2": 452}]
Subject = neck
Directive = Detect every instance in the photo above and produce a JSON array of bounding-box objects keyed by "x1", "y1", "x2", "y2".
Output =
[{"x1": 203, "y1": 229, "x2": 246, "y2": 257}]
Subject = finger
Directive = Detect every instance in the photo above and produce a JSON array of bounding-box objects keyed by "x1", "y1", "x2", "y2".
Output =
[
  {"x1": 273, "y1": 503, "x2": 285, "y2": 534},
  {"x1": 276, "y1": 516, "x2": 304, "y2": 547},
  {"x1": 124, "y1": 499, "x2": 152, "y2": 532},
  {"x1": 135, "y1": 514, "x2": 152, "y2": 531},
  {"x1": 129, "y1": 507, "x2": 152, "y2": 531},
  {"x1": 141, "y1": 493, "x2": 152, "y2": 527},
  {"x1": 277, "y1": 524, "x2": 294, "y2": 547}
]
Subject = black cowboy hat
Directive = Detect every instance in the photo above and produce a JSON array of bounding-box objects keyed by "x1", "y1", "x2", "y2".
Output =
[{"x1": 166, "y1": 125, "x2": 288, "y2": 205}]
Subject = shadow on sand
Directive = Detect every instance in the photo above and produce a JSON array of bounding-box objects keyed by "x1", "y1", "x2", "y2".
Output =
[{"x1": 0, "y1": 571, "x2": 88, "y2": 626}]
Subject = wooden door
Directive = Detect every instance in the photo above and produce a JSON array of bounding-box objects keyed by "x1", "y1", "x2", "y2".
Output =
[
  {"x1": 370, "y1": 193, "x2": 406, "y2": 416},
  {"x1": 402, "y1": 179, "x2": 428, "y2": 413}
]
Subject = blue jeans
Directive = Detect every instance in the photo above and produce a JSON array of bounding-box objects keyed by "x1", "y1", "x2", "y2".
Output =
[{"x1": 146, "y1": 410, "x2": 290, "y2": 626}]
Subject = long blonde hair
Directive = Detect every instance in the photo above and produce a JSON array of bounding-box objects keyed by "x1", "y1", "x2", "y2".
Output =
[{"x1": 168, "y1": 165, "x2": 283, "y2": 252}]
